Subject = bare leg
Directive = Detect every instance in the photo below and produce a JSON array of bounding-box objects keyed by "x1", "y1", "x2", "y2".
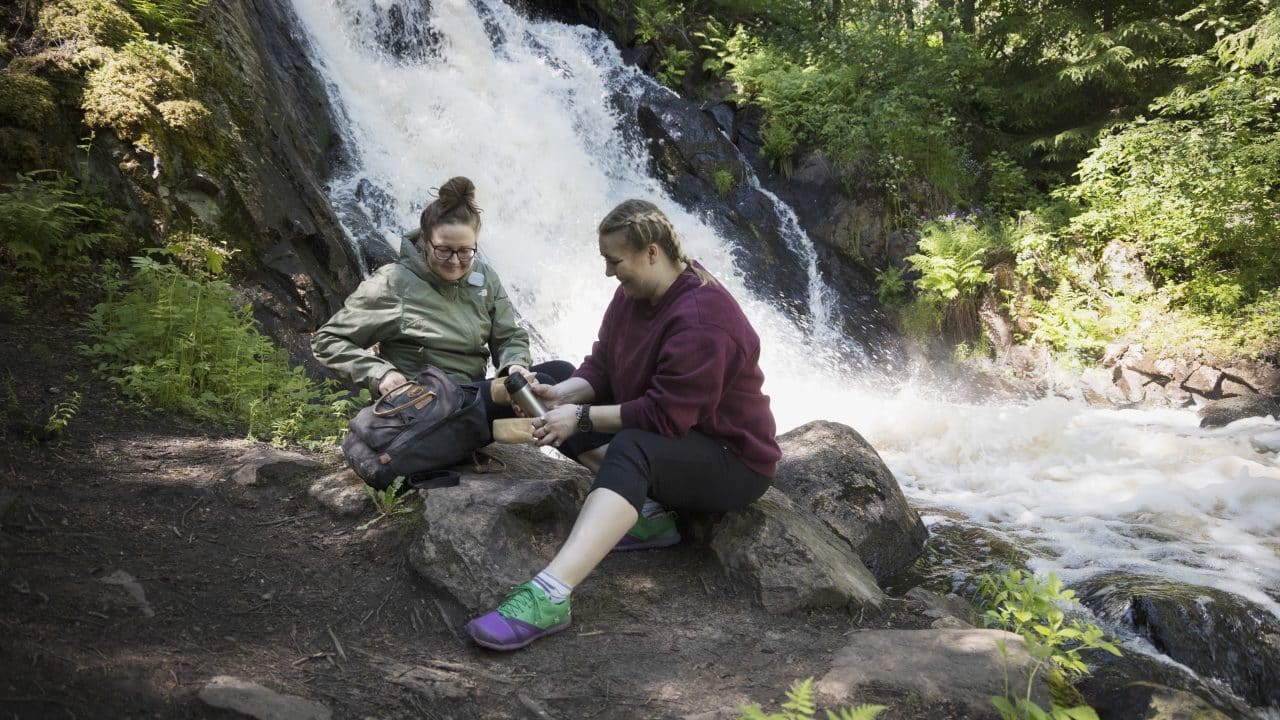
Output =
[
  {"x1": 545, "y1": 487, "x2": 637, "y2": 586},
  {"x1": 575, "y1": 444, "x2": 608, "y2": 473}
]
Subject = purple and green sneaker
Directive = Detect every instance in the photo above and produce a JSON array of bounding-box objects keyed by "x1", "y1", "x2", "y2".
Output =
[
  {"x1": 465, "y1": 581, "x2": 570, "y2": 651},
  {"x1": 612, "y1": 511, "x2": 681, "y2": 552}
]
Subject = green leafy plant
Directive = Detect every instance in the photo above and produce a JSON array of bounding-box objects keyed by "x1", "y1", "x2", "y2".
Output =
[
  {"x1": 658, "y1": 47, "x2": 694, "y2": 87},
  {"x1": 875, "y1": 265, "x2": 908, "y2": 307},
  {"x1": 737, "y1": 677, "x2": 886, "y2": 720},
  {"x1": 43, "y1": 391, "x2": 82, "y2": 438},
  {"x1": 694, "y1": 18, "x2": 737, "y2": 77},
  {"x1": 80, "y1": 255, "x2": 363, "y2": 447},
  {"x1": 906, "y1": 218, "x2": 998, "y2": 303},
  {"x1": 713, "y1": 169, "x2": 736, "y2": 197},
  {"x1": 358, "y1": 476, "x2": 419, "y2": 530},
  {"x1": 126, "y1": 0, "x2": 210, "y2": 45},
  {"x1": 0, "y1": 170, "x2": 119, "y2": 275},
  {"x1": 976, "y1": 569, "x2": 1120, "y2": 720}
]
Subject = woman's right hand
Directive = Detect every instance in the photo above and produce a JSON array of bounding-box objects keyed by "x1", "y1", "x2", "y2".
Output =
[
  {"x1": 532, "y1": 380, "x2": 564, "y2": 409},
  {"x1": 378, "y1": 371, "x2": 408, "y2": 397}
]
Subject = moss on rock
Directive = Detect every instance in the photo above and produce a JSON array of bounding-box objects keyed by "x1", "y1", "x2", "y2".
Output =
[
  {"x1": 82, "y1": 40, "x2": 192, "y2": 141},
  {"x1": 37, "y1": 0, "x2": 142, "y2": 50},
  {"x1": 0, "y1": 128, "x2": 56, "y2": 169},
  {"x1": 0, "y1": 70, "x2": 58, "y2": 130}
]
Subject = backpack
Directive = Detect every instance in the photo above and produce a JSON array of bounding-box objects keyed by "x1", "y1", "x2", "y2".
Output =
[{"x1": 341, "y1": 365, "x2": 490, "y2": 490}]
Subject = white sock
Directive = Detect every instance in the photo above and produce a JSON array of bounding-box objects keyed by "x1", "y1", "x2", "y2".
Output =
[
  {"x1": 531, "y1": 570, "x2": 572, "y2": 604},
  {"x1": 641, "y1": 498, "x2": 668, "y2": 519}
]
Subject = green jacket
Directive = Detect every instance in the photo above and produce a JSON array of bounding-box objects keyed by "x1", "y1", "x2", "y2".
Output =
[{"x1": 311, "y1": 239, "x2": 531, "y2": 391}]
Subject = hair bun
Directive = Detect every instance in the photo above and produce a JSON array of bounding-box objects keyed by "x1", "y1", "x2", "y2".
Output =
[{"x1": 437, "y1": 176, "x2": 479, "y2": 213}]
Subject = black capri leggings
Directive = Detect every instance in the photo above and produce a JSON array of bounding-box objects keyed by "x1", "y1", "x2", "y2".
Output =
[{"x1": 563, "y1": 428, "x2": 771, "y2": 515}]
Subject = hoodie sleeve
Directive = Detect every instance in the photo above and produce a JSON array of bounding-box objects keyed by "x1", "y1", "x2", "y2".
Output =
[
  {"x1": 311, "y1": 270, "x2": 403, "y2": 393},
  {"x1": 485, "y1": 271, "x2": 532, "y2": 373}
]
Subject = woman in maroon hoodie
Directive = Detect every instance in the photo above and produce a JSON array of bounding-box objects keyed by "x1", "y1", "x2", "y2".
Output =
[{"x1": 466, "y1": 199, "x2": 781, "y2": 651}]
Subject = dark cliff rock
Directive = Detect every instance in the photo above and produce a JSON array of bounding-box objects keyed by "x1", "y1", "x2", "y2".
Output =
[{"x1": 205, "y1": 0, "x2": 359, "y2": 372}]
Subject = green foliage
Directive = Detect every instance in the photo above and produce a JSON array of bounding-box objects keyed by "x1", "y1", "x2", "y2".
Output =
[
  {"x1": 658, "y1": 47, "x2": 694, "y2": 87},
  {"x1": 358, "y1": 477, "x2": 420, "y2": 530},
  {"x1": 43, "y1": 391, "x2": 82, "y2": 438},
  {"x1": 712, "y1": 169, "x2": 736, "y2": 197},
  {"x1": 0, "y1": 70, "x2": 59, "y2": 131},
  {"x1": 977, "y1": 569, "x2": 1121, "y2": 720},
  {"x1": 737, "y1": 677, "x2": 886, "y2": 720},
  {"x1": 80, "y1": 255, "x2": 366, "y2": 447},
  {"x1": 37, "y1": 0, "x2": 144, "y2": 49},
  {"x1": 694, "y1": 18, "x2": 737, "y2": 77},
  {"x1": 1068, "y1": 71, "x2": 1280, "y2": 315},
  {"x1": 0, "y1": 170, "x2": 120, "y2": 275},
  {"x1": 126, "y1": 0, "x2": 210, "y2": 45},
  {"x1": 875, "y1": 265, "x2": 908, "y2": 307},
  {"x1": 1025, "y1": 280, "x2": 1108, "y2": 367},
  {"x1": 906, "y1": 218, "x2": 998, "y2": 302}
]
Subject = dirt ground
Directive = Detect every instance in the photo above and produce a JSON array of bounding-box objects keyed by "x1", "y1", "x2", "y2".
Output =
[{"x1": 0, "y1": 306, "x2": 953, "y2": 720}]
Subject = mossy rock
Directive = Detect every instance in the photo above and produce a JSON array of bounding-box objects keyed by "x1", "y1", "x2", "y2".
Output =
[
  {"x1": 0, "y1": 127, "x2": 57, "y2": 170},
  {"x1": 0, "y1": 70, "x2": 58, "y2": 131},
  {"x1": 37, "y1": 0, "x2": 142, "y2": 50},
  {"x1": 82, "y1": 42, "x2": 192, "y2": 141},
  {"x1": 158, "y1": 99, "x2": 212, "y2": 135}
]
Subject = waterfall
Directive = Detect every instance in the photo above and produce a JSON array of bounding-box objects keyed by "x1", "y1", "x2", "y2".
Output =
[{"x1": 287, "y1": 0, "x2": 1280, "y2": 632}]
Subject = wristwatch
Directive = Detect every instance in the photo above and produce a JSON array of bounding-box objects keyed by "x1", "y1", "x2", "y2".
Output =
[{"x1": 576, "y1": 404, "x2": 593, "y2": 434}]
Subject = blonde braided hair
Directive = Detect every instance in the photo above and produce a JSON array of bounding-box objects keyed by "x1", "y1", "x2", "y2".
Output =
[{"x1": 597, "y1": 199, "x2": 714, "y2": 286}]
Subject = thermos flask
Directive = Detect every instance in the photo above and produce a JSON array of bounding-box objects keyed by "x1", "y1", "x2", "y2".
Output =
[{"x1": 503, "y1": 373, "x2": 546, "y2": 418}]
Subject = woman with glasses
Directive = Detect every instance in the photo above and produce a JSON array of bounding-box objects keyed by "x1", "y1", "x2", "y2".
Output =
[{"x1": 312, "y1": 176, "x2": 573, "y2": 433}]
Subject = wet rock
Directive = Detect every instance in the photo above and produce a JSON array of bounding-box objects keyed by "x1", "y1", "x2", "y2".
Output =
[
  {"x1": 1250, "y1": 429, "x2": 1280, "y2": 453},
  {"x1": 904, "y1": 587, "x2": 978, "y2": 627},
  {"x1": 772, "y1": 421, "x2": 927, "y2": 582},
  {"x1": 199, "y1": 675, "x2": 331, "y2": 720},
  {"x1": 1078, "y1": 574, "x2": 1280, "y2": 707},
  {"x1": 1095, "y1": 682, "x2": 1232, "y2": 720},
  {"x1": 623, "y1": 82, "x2": 894, "y2": 356},
  {"x1": 1078, "y1": 648, "x2": 1258, "y2": 720},
  {"x1": 815, "y1": 629, "x2": 1050, "y2": 716},
  {"x1": 1198, "y1": 395, "x2": 1280, "y2": 428},
  {"x1": 709, "y1": 488, "x2": 884, "y2": 613},
  {"x1": 227, "y1": 447, "x2": 323, "y2": 486}
]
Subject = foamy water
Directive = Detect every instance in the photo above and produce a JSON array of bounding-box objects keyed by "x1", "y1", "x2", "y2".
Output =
[{"x1": 288, "y1": 0, "x2": 1280, "y2": 626}]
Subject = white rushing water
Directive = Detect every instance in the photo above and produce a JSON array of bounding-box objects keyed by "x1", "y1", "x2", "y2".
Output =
[{"x1": 287, "y1": 0, "x2": 1280, "y2": 620}]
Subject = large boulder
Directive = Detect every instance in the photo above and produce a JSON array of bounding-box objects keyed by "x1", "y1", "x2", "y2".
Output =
[
  {"x1": 405, "y1": 428, "x2": 916, "y2": 615},
  {"x1": 1078, "y1": 574, "x2": 1280, "y2": 708},
  {"x1": 772, "y1": 421, "x2": 928, "y2": 582},
  {"x1": 708, "y1": 488, "x2": 884, "y2": 614},
  {"x1": 406, "y1": 447, "x2": 587, "y2": 611},
  {"x1": 1198, "y1": 394, "x2": 1280, "y2": 428}
]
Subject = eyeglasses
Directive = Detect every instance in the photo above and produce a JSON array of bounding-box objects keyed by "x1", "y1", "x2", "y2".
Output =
[{"x1": 426, "y1": 240, "x2": 476, "y2": 262}]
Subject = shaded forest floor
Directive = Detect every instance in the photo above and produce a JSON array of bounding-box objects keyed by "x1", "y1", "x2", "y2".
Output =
[{"x1": 0, "y1": 305, "x2": 955, "y2": 720}]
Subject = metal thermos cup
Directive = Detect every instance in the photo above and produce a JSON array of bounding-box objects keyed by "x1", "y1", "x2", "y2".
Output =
[{"x1": 503, "y1": 374, "x2": 546, "y2": 418}]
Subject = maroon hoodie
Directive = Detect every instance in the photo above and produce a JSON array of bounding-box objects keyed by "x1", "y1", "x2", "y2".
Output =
[{"x1": 573, "y1": 265, "x2": 781, "y2": 478}]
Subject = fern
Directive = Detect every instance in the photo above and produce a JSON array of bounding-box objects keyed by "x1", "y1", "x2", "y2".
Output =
[{"x1": 737, "y1": 677, "x2": 886, "y2": 720}]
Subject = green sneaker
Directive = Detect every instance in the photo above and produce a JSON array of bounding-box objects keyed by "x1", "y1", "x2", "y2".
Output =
[
  {"x1": 465, "y1": 581, "x2": 571, "y2": 651},
  {"x1": 613, "y1": 511, "x2": 681, "y2": 551}
]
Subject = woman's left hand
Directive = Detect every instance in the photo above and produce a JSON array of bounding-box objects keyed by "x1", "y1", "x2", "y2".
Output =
[{"x1": 533, "y1": 403, "x2": 578, "y2": 447}]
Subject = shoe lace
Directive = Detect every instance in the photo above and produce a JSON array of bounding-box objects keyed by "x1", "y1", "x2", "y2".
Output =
[{"x1": 498, "y1": 585, "x2": 539, "y2": 619}]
